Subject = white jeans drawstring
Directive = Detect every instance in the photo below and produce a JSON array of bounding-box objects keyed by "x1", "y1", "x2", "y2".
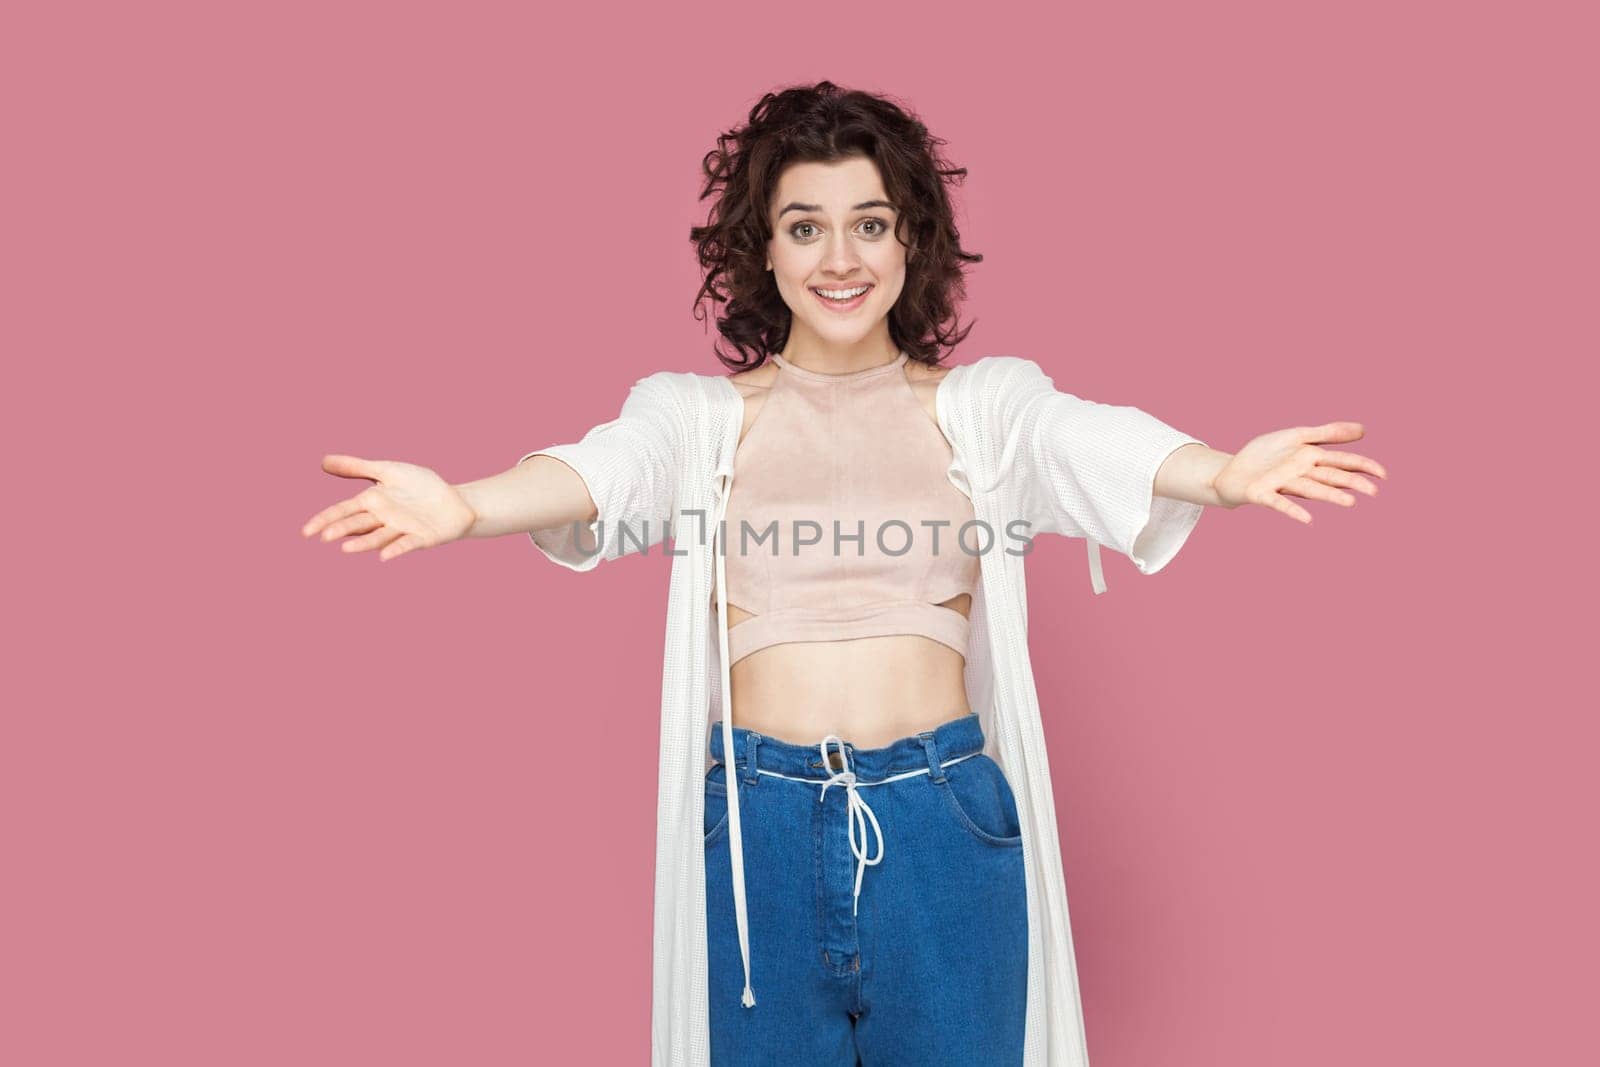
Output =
[
  {"x1": 815, "y1": 735, "x2": 883, "y2": 917},
  {"x1": 707, "y1": 722, "x2": 983, "y2": 1013}
]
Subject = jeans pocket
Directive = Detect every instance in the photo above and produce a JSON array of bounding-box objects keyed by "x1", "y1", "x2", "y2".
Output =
[
  {"x1": 704, "y1": 762, "x2": 730, "y2": 845},
  {"x1": 935, "y1": 754, "x2": 1023, "y2": 848}
]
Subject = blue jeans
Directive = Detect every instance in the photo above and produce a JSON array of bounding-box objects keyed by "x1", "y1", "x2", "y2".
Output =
[{"x1": 705, "y1": 712, "x2": 1028, "y2": 1065}]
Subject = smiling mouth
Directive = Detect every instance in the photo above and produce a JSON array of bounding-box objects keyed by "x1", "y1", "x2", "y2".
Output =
[{"x1": 810, "y1": 284, "x2": 873, "y2": 310}]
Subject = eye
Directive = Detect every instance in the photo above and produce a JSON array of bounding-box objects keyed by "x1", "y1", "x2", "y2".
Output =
[{"x1": 789, "y1": 218, "x2": 891, "y2": 240}]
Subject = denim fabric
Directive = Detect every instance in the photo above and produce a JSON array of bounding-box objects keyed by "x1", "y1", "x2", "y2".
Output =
[{"x1": 704, "y1": 712, "x2": 1028, "y2": 1065}]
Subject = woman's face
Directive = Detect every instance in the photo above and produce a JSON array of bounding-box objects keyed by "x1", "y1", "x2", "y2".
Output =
[{"x1": 766, "y1": 156, "x2": 907, "y2": 354}]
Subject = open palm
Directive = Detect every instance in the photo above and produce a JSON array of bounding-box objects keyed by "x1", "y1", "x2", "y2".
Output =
[
  {"x1": 300, "y1": 454, "x2": 477, "y2": 561},
  {"x1": 1213, "y1": 422, "x2": 1388, "y2": 523}
]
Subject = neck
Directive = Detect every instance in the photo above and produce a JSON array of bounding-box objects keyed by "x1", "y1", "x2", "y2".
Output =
[{"x1": 775, "y1": 339, "x2": 902, "y2": 376}]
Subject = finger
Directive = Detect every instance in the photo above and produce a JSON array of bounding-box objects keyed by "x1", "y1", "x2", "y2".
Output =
[
  {"x1": 321, "y1": 512, "x2": 383, "y2": 542},
  {"x1": 1303, "y1": 466, "x2": 1379, "y2": 497},
  {"x1": 1300, "y1": 422, "x2": 1366, "y2": 444},
  {"x1": 379, "y1": 533, "x2": 427, "y2": 562},
  {"x1": 1246, "y1": 482, "x2": 1312, "y2": 523},
  {"x1": 320, "y1": 454, "x2": 386, "y2": 483},
  {"x1": 1314, "y1": 450, "x2": 1388, "y2": 480},
  {"x1": 340, "y1": 526, "x2": 408, "y2": 554},
  {"x1": 1263, "y1": 490, "x2": 1312, "y2": 524},
  {"x1": 302, "y1": 497, "x2": 370, "y2": 538},
  {"x1": 1283, "y1": 475, "x2": 1356, "y2": 508}
]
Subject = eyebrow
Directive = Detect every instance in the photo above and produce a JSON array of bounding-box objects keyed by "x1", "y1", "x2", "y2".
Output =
[{"x1": 777, "y1": 199, "x2": 898, "y2": 219}]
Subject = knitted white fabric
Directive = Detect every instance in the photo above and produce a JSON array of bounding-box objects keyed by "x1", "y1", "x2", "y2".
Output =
[{"x1": 518, "y1": 355, "x2": 1206, "y2": 1066}]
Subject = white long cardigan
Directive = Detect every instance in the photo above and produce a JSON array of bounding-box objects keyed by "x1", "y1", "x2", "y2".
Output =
[{"x1": 519, "y1": 354, "x2": 1206, "y2": 1066}]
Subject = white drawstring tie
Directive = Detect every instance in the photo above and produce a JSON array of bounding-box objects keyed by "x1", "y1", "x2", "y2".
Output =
[
  {"x1": 711, "y1": 464, "x2": 757, "y2": 1009},
  {"x1": 815, "y1": 736, "x2": 884, "y2": 917}
]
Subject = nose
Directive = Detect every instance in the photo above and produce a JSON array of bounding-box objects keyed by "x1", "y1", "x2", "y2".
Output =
[{"x1": 821, "y1": 230, "x2": 862, "y2": 275}]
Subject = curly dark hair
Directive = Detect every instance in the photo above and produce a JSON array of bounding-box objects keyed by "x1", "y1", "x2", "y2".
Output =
[{"x1": 689, "y1": 81, "x2": 983, "y2": 373}]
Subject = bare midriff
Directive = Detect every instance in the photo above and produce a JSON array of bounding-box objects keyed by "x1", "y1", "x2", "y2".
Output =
[{"x1": 723, "y1": 596, "x2": 974, "y2": 749}]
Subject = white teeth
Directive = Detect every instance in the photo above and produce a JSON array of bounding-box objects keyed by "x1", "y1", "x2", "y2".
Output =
[{"x1": 815, "y1": 285, "x2": 870, "y2": 300}]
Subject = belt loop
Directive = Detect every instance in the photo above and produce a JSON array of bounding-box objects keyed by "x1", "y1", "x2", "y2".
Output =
[
  {"x1": 920, "y1": 733, "x2": 946, "y2": 783},
  {"x1": 743, "y1": 732, "x2": 761, "y2": 786}
]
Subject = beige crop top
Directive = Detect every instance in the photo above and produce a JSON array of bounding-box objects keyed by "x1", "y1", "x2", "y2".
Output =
[{"x1": 714, "y1": 349, "x2": 981, "y2": 665}]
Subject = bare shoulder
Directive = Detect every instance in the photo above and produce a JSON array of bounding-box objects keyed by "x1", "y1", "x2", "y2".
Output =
[
  {"x1": 906, "y1": 357, "x2": 961, "y2": 426},
  {"x1": 727, "y1": 363, "x2": 779, "y2": 445},
  {"x1": 727, "y1": 361, "x2": 778, "y2": 396}
]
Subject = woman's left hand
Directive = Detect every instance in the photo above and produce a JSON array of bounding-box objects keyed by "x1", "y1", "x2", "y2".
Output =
[{"x1": 1210, "y1": 423, "x2": 1387, "y2": 523}]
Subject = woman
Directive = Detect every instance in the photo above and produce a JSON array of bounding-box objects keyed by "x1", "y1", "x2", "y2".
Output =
[{"x1": 302, "y1": 82, "x2": 1386, "y2": 1066}]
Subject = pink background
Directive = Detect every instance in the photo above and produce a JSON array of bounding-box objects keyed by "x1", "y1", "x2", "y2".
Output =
[{"x1": 5, "y1": 1, "x2": 1594, "y2": 1063}]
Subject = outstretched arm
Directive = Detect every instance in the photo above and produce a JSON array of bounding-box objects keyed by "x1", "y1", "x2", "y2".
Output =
[
  {"x1": 996, "y1": 357, "x2": 1387, "y2": 593},
  {"x1": 1150, "y1": 441, "x2": 1230, "y2": 508},
  {"x1": 299, "y1": 453, "x2": 595, "y2": 564},
  {"x1": 474, "y1": 371, "x2": 683, "y2": 572},
  {"x1": 302, "y1": 373, "x2": 681, "y2": 567},
  {"x1": 1004, "y1": 358, "x2": 1211, "y2": 580},
  {"x1": 455, "y1": 455, "x2": 597, "y2": 539}
]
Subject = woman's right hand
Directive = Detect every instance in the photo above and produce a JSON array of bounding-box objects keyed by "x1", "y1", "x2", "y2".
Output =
[{"x1": 300, "y1": 454, "x2": 478, "y2": 562}]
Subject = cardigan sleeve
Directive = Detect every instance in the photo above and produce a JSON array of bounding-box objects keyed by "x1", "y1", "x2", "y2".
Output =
[
  {"x1": 1003, "y1": 357, "x2": 1206, "y2": 578},
  {"x1": 516, "y1": 371, "x2": 682, "y2": 572}
]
